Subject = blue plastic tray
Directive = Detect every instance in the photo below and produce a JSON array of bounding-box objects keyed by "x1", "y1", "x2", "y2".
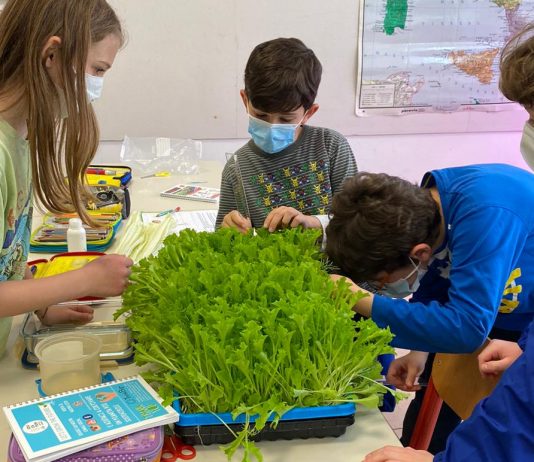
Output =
[{"x1": 173, "y1": 399, "x2": 356, "y2": 427}]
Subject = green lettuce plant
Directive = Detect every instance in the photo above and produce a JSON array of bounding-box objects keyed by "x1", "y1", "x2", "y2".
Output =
[{"x1": 116, "y1": 228, "x2": 398, "y2": 461}]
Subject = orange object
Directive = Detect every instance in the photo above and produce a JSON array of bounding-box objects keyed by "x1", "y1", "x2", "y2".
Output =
[
  {"x1": 408, "y1": 377, "x2": 443, "y2": 450},
  {"x1": 162, "y1": 434, "x2": 196, "y2": 460}
]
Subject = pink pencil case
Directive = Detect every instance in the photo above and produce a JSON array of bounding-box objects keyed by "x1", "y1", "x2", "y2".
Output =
[{"x1": 8, "y1": 427, "x2": 164, "y2": 462}]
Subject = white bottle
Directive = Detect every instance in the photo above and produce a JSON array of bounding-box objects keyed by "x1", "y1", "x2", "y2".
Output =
[{"x1": 67, "y1": 218, "x2": 87, "y2": 252}]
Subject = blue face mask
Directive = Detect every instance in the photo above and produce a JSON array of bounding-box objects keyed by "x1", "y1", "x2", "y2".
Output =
[
  {"x1": 379, "y1": 258, "x2": 427, "y2": 299},
  {"x1": 247, "y1": 114, "x2": 304, "y2": 154}
]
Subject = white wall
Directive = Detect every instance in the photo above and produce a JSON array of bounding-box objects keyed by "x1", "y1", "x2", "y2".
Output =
[
  {"x1": 93, "y1": 1, "x2": 530, "y2": 178},
  {"x1": 95, "y1": 0, "x2": 526, "y2": 140}
]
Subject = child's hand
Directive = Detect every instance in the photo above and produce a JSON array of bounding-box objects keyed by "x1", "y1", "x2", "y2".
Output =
[
  {"x1": 364, "y1": 446, "x2": 433, "y2": 462},
  {"x1": 80, "y1": 254, "x2": 133, "y2": 298},
  {"x1": 221, "y1": 211, "x2": 252, "y2": 234},
  {"x1": 386, "y1": 350, "x2": 428, "y2": 391},
  {"x1": 263, "y1": 206, "x2": 320, "y2": 232},
  {"x1": 478, "y1": 339, "x2": 522, "y2": 377},
  {"x1": 38, "y1": 305, "x2": 94, "y2": 326}
]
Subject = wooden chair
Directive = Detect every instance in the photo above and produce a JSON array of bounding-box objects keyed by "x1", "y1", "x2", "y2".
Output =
[{"x1": 409, "y1": 340, "x2": 500, "y2": 450}]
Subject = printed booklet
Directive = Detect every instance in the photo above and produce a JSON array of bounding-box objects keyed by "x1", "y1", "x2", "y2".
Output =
[
  {"x1": 160, "y1": 184, "x2": 220, "y2": 203},
  {"x1": 3, "y1": 375, "x2": 178, "y2": 462}
]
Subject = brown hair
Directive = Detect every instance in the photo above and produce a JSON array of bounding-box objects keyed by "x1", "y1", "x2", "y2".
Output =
[
  {"x1": 244, "y1": 38, "x2": 322, "y2": 113},
  {"x1": 500, "y1": 23, "x2": 534, "y2": 107},
  {"x1": 325, "y1": 172, "x2": 441, "y2": 281},
  {"x1": 0, "y1": 0, "x2": 123, "y2": 224}
]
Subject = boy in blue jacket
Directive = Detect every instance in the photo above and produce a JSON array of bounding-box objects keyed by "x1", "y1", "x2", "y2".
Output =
[
  {"x1": 327, "y1": 163, "x2": 534, "y2": 353},
  {"x1": 326, "y1": 163, "x2": 534, "y2": 451},
  {"x1": 364, "y1": 321, "x2": 534, "y2": 462}
]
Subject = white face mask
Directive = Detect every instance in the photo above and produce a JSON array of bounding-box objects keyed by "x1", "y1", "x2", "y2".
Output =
[
  {"x1": 379, "y1": 258, "x2": 427, "y2": 299},
  {"x1": 85, "y1": 73, "x2": 104, "y2": 102}
]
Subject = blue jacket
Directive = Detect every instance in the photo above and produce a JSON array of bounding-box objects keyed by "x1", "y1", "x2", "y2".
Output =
[
  {"x1": 433, "y1": 321, "x2": 534, "y2": 461},
  {"x1": 372, "y1": 164, "x2": 534, "y2": 352}
]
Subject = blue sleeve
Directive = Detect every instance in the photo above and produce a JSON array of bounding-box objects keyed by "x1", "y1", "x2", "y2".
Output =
[
  {"x1": 372, "y1": 207, "x2": 528, "y2": 353},
  {"x1": 518, "y1": 322, "x2": 532, "y2": 351},
  {"x1": 433, "y1": 320, "x2": 534, "y2": 462}
]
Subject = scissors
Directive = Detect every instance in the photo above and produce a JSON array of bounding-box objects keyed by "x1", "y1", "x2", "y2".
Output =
[{"x1": 162, "y1": 433, "x2": 196, "y2": 460}]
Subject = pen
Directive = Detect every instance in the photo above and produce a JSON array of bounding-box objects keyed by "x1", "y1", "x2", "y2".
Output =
[
  {"x1": 86, "y1": 168, "x2": 117, "y2": 175},
  {"x1": 156, "y1": 207, "x2": 181, "y2": 217}
]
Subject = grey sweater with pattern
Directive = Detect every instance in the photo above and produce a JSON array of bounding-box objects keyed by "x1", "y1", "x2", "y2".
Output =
[{"x1": 216, "y1": 125, "x2": 357, "y2": 228}]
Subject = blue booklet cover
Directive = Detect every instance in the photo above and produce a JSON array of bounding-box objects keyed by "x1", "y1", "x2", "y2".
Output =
[{"x1": 3, "y1": 375, "x2": 178, "y2": 462}]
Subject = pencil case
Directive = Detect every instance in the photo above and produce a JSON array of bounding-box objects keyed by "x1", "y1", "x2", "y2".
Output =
[
  {"x1": 30, "y1": 211, "x2": 122, "y2": 253},
  {"x1": 86, "y1": 164, "x2": 132, "y2": 218},
  {"x1": 27, "y1": 252, "x2": 104, "y2": 279},
  {"x1": 8, "y1": 426, "x2": 164, "y2": 462}
]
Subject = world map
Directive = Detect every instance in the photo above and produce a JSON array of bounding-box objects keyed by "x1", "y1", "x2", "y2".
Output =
[{"x1": 356, "y1": 0, "x2": 534, "y2": 115}]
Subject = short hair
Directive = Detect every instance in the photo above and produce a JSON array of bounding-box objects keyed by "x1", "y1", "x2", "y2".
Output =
[
  {"x1": 500, "y1": 23, "x2": 534, "y2": 107},
  {"x1": 325, "y1": 172, "x2": 442, "y2": 281},
  {"x1": 244, "y1": 37, "x2": 322, "y2": 113}
]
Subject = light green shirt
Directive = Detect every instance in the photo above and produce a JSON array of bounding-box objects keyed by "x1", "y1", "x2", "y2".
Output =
[{"x1": 0, "y1": 120, "x2": 32, "y2": 358}]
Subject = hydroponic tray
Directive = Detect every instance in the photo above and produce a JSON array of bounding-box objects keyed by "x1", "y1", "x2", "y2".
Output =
[{"x1": 173, "y1": 400, "x2": 356, "y2": 445}]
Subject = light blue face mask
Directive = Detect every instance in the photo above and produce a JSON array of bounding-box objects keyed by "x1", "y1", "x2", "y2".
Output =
[
  {"x1": 85, "y1": 73, "x2": 104, "y2": 103},
  {"x1": 247, "y1": 114, "x2": 304, "y2": 154},
  {"x1": 379, "y1": 258, "x2": 427, "y2": 299},
  {"x1": 520, "y1": 120, "x2": 534, "y2": 171}
]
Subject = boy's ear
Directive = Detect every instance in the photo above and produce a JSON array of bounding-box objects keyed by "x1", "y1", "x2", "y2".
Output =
[
  {"x1": 303, "y1": 103, "x2": 319, "y2": 123},
  {"x1": 240, "y1": 90, "x2": 249, "y2": 111},
  {"x1": 410, "y1": 244, "x2": 433, "y2": 265}
]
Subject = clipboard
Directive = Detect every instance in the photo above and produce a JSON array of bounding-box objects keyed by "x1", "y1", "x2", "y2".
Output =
[{"x1": 431, "y1": 339, "x2": 500, "y2": 420}]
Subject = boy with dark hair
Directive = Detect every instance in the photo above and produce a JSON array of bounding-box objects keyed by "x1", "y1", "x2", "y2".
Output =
[
  {"x1": 362, "y1": 23, "x2": 534, "y2": 460},
  {"x1": 216, "y1": 38, "x2": 357, "y2": 234},
  {"x1": 326, "y1": 164, "x2": 534, "y2": 452}
]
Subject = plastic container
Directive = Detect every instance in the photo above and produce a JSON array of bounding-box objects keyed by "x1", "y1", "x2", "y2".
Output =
[
  {"x1": 173, "y1": 399, "x2": 356, "y2": 445},
  {"x1": 20, "y1": 308, "x2": 134, "y2": 369},
  {"x1": 8, "y1": 427, "x2": 164, "y2": 462},
  {"x1": 67, "y1": 218, "x2": 87, "y2": 252},
  {"x1": 34, "y1": 332, "x2": 102, "y2": 395}
]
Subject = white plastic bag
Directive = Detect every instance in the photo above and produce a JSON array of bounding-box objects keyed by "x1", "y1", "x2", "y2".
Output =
[{"x1": 120, "y1": 136, "x2": 202, "y2": 176}]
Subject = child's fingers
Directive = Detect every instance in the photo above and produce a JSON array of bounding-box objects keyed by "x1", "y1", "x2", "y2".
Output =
[
  {"x1": 386, "y1": 369, "x2": 407, "y2": 389},
  {"x1": 264, "y1": 207, "x2": 300, "y2": 231},
  {"x1": 222, "y1": 211, "x2": 248, "y2": 230},
  {"x1": 405, "y1": 367, "x2": 420, "y2": 388},
  {"x1": 480, "y1": 358, "x2": 510, "y2": 376},
  {"x1": 477, "y1": 343, "x2": 501, "y2": 365},
  {"x1": 71, "y1": 305, "x2": 95, "y2": 315},
  {"x1": 263, "y1": 210, "x2": 284, "y2": 232},
  {"x1": 281, "y1": 210, "x2": 300, "y2": 227}
]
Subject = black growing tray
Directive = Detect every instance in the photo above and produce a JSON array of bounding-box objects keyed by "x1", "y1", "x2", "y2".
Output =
[{"x1": 175, "y1": 414, "x2": 355, "y2": 445}]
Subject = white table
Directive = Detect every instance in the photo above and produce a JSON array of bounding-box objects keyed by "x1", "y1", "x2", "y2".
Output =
[{"x1": 0, "y1": 160, "x2": 400, "y2": 460}]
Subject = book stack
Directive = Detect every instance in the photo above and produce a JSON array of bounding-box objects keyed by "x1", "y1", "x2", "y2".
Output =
[{"x1": 3, "y1": 376, "x2": 178, "y2": 462}]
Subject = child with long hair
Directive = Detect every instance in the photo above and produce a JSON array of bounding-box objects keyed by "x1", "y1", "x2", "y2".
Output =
[{"x1": 0, "y1": 0, "x2": 133, "y2": 357}]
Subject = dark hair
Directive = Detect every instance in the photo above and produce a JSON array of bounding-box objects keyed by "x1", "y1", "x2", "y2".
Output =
[
  {"x1": 244, "y1": 37, "x2": 322, "y2": 113},
  {"x1": 500, "y1": 23, "x2": 534, "y2": 107},
  {"x1": 325, "y1": 172, "x2": 441, "y2": 281}
]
